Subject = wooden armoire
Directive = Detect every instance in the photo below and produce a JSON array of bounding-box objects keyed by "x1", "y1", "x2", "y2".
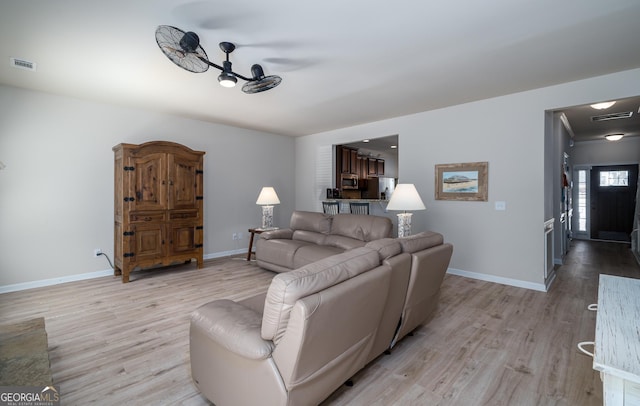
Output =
[{"x1": 113, "y1": 141, "x2": 205, "y2": 283}]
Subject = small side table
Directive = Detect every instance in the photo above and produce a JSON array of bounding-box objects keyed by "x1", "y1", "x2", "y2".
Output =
[{"x1": 246, "y1": 228, "x2": 277, "y2": 261}]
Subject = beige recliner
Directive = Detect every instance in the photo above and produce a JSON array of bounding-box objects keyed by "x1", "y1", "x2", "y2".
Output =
[
  {"x1": 190, "y1": 242, "x2": 411, "y2": 406},
  {"x1": 392, "y1": 232, "x2": 454, "y2": 346}
]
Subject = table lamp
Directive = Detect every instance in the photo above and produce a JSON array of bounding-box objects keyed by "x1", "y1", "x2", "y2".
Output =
[
  {"x1": 256, "y1": 187, "x2": 280, "y2": 229},
  {"x1": 386, "y1": 183, "x2": 426, "y2": 237}
]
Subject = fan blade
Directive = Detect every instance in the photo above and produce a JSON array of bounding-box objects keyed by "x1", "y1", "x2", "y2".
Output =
[
  {"x1": 242, "y1": 75, "x2": 282, "y2": 94},
  {"x1": 155, "y1": 25, "x2": 210, "y2": 73}
]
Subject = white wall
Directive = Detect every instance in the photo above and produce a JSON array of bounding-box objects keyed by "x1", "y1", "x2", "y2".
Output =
[
  {"x1": 296, "y1": 68, "x2": 640, "y2": 290},
  {"x1": 0, "y1": 85, "x2": 295, "y2": 287},
  {"x1": 571, "y1": 137, "x2": 640, "y2": 166}
]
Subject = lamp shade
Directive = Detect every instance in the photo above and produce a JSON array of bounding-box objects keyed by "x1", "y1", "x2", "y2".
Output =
[
  {"x1": 256, "y1": 187, "x2": 280, "y2": 205},
  {"x1": 386, "y1": 184, "x2": 426, "y2": 211}
]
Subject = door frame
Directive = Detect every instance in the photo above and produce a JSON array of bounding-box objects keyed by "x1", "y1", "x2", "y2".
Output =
[{"x1": 573, "y1": 161, "x2": 639, "y2": 242}]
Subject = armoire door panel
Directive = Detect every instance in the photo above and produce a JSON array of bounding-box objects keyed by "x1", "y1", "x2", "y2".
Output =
[
  {"x1": 168, "y1": 223, "x2": 197, "y2": 255},
  {"x1": 132, "y1": 224, "x2": 165, "y2": 260},
  {"x1": 131, "y1": 153, "x2": 167, "y2": 211},
  {"x1": 168, "y1": 154, "x2": 200, "y2": 210}
]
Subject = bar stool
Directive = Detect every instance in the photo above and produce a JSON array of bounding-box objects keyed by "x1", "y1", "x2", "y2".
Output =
[
  {"x1": 349, "y1": 202, "x2": 369, "y2": 215},
  {"x1": 322, "y1": 201, "x2": 340, "y2": 215}
]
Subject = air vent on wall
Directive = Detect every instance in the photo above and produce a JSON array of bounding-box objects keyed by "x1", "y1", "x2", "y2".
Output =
[
  {"x1": 591, "y1": 111, "x2": 633, "y2": 122},
  {"x1": 10, "y1": 57, "x2": 36, "y2": 72}
]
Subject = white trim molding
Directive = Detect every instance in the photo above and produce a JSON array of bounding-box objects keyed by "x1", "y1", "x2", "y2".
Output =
[
  {"x1": 0, "y1": 249, "x2": 248, "y2": 293},
  {"x1": 447, "y1": 267, "x2": 548, "y2": 292},
  {"x1": 0, "y1": 269, "x2": 114, "y2": 294}
]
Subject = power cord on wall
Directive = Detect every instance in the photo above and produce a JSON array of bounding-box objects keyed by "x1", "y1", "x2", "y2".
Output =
[{"x1": 97, "y1": 252, "x2": 115, "y2": 270}]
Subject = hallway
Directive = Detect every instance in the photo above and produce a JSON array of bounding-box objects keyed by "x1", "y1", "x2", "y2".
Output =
[{"x1": 562, "y1": 239, "x2": 640, "y2": 280}]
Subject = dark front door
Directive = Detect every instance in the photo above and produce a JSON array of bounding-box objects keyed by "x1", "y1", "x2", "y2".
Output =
[{"x1": 590, "y1": 164, "x2": 638, "y2": 242}]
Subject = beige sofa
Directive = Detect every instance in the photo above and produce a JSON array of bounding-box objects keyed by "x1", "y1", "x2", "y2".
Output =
[
  {"x1": 190, "y1": 232, "x2": 453, "y2": 405},
  {"x1": 255, "y1": 210, "x2": 393, "y2": 273}
]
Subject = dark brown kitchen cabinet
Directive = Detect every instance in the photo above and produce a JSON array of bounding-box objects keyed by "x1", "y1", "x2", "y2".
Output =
[
  {"x1": 358, "y1": 156, "x2": 367, "y2": 179},
  {"x1": 340, "y1": 147, "x2": 351, "y2": 174},
  {"x1": 339, "y1": 146, "x2": 359, "y2": 174},
  {"x1": 349, "y1": 149, "x2": 358, "y2": 174},
  {"x1": 336, "y1": 144, "x2": 384, "y2": 180},
  {"x1": 368, "y1": 158, "x2": 378, "y2": 175},
  {"x1": 113, "y1": 141, "x2": 205, "y2": 283}
]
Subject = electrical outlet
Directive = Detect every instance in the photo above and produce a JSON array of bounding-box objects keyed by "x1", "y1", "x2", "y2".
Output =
[
  {"x1": 237, "y1": 232, "x2": 243, "y2": 240},
  {"x1": 94, "y1": 248, "x2": 102, "y2": 257},
  {"x1": 232, "y1": 233, "x2": 238, "y2": 240}
]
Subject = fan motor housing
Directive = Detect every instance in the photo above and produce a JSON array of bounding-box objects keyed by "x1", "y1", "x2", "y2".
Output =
[{"x1": 180, "y1": 32, "x2": 200, "y2": 53}]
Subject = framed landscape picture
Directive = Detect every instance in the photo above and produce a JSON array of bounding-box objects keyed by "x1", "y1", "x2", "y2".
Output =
[{"x1": 435, "y1": 162, "x2": 488, "y2": 201}]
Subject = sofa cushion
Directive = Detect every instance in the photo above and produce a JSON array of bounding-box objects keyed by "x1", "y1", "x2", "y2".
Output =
[
  {"x1": 324, "y1": 234, "x2": 366, "y2": 251},
  {"x1": 292, "y1": 230, "x2": 327, "y2": 245},
  {"x1": 256, "y1": 239, "x2": 314, "y2": 270},
  {"x1": 365, "y1": 238, "x2": 402, "y2": 261},
  {"x1": 260, "y1": 228, "x2": 293, "y2": 240},
  {"x1": 262, "y1": 247, "x2": 380, "y2": 343},
  {"x1": 330, "y1": 214, "x2": 392, "y2": 242},
  {"x1": 289, "y1": 211, "x2": 332, "y2": 234},
  {"x1": 398, "y1": 231, "x2": 444, "y2": 253},
  {"x1": 192, "y1": 299, "x2": 274, "y2": 360},
  {"x1": 292, "y1": 245, "x2": 344, "y2": 269}
]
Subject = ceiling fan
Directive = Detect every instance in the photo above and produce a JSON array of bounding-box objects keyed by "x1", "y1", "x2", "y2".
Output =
[{"x1": 155, "y1": 25, "x2": 282, "y2": 94}]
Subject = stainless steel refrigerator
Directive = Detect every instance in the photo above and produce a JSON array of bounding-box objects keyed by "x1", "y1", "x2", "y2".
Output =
[{"x1": 362, "y1": 176, "x2": 396, "y2": 200}]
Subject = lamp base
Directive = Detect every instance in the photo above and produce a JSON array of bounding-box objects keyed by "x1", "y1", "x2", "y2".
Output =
[
  {"x1": 397, "y1": 212, "x2": 413, "y2": 238},
  {"x1": 261, "y1": 205, "x2": 274, "y2": 229}
]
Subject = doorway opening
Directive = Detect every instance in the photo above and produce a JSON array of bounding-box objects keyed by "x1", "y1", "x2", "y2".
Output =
[{"x1": 573, "y1": 164, "x2": 638, "y2": 242}]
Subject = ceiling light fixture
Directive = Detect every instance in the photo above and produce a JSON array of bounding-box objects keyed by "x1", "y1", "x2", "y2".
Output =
[
  {"x1": 605, "y1": 134, "x2": 624, "y2": 141},
  {"x1": 590, "y1": 101, "x2": 616, "y2": 110},
  {"x1": 155, "y1": 25, "x2": 282, "y2": 94},
  {"x1": 217, "y1": 43, "x2": 238, "y2": 88}
]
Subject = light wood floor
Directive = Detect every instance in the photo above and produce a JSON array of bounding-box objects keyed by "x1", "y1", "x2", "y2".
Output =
[{"x1": 0, "y1": 240, "x2": 638, "y2": 405}]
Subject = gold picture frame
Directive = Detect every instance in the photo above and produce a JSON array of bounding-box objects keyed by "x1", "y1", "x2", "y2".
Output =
[{"x1": 435, "y1": 162, "x2": 488, "y2": 201}]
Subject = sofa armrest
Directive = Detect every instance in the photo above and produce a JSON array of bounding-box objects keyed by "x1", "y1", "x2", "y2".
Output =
[
  {"x1": 191, "y1": 299, "x2": 274, "y2": 360},
  {"x1": 260, "y1": 228, "x2": 294, "y2": 240}
]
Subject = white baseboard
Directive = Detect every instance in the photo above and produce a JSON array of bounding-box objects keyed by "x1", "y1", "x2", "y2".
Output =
[
  {"x1": 0, "y1": 249, "x2": 248, "y2": 294},
  {"x1": 203, "y1": 248, "x2": 246, "y2": 260},
  {"x1": 3, "y1": 252, "x2": 549, "y2": 294},
  {"x1": 447, "y1": 267, "x2": 548, "y2": 292},
  {"x1": 0, "y1": 269, "x2": 116, "y2": 294}
]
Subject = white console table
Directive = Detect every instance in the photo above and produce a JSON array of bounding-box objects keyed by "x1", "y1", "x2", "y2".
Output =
[{"x1": 594, "y1": 274, "x2": 640, "y2": 405}]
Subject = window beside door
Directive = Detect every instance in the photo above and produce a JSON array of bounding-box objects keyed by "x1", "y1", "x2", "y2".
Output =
[{"x1": 577, "y1": 169, "x2": 588, "y2": 233}]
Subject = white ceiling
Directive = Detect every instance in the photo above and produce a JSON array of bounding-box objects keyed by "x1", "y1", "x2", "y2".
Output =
[
  {"x1": 558, "y1": 96, "x2": 640, "y2": 142},
  {"x1": 1, "y1": 0, "x2": 640, "y2": 137}
]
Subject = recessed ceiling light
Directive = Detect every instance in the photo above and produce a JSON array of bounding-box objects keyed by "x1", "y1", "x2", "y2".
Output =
[
  {"x1": 390, "y1": 145, "x2": 397, "y2": 149},
  {"x1": 362, "y1": 139, "x2": 370, "y2": 143},
  {"x1": 590, "y1": 101, "x2": 616, "y2": 110},
  {"x1": 605, "y1": 134, "x2": 624, "y2": 141}
]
